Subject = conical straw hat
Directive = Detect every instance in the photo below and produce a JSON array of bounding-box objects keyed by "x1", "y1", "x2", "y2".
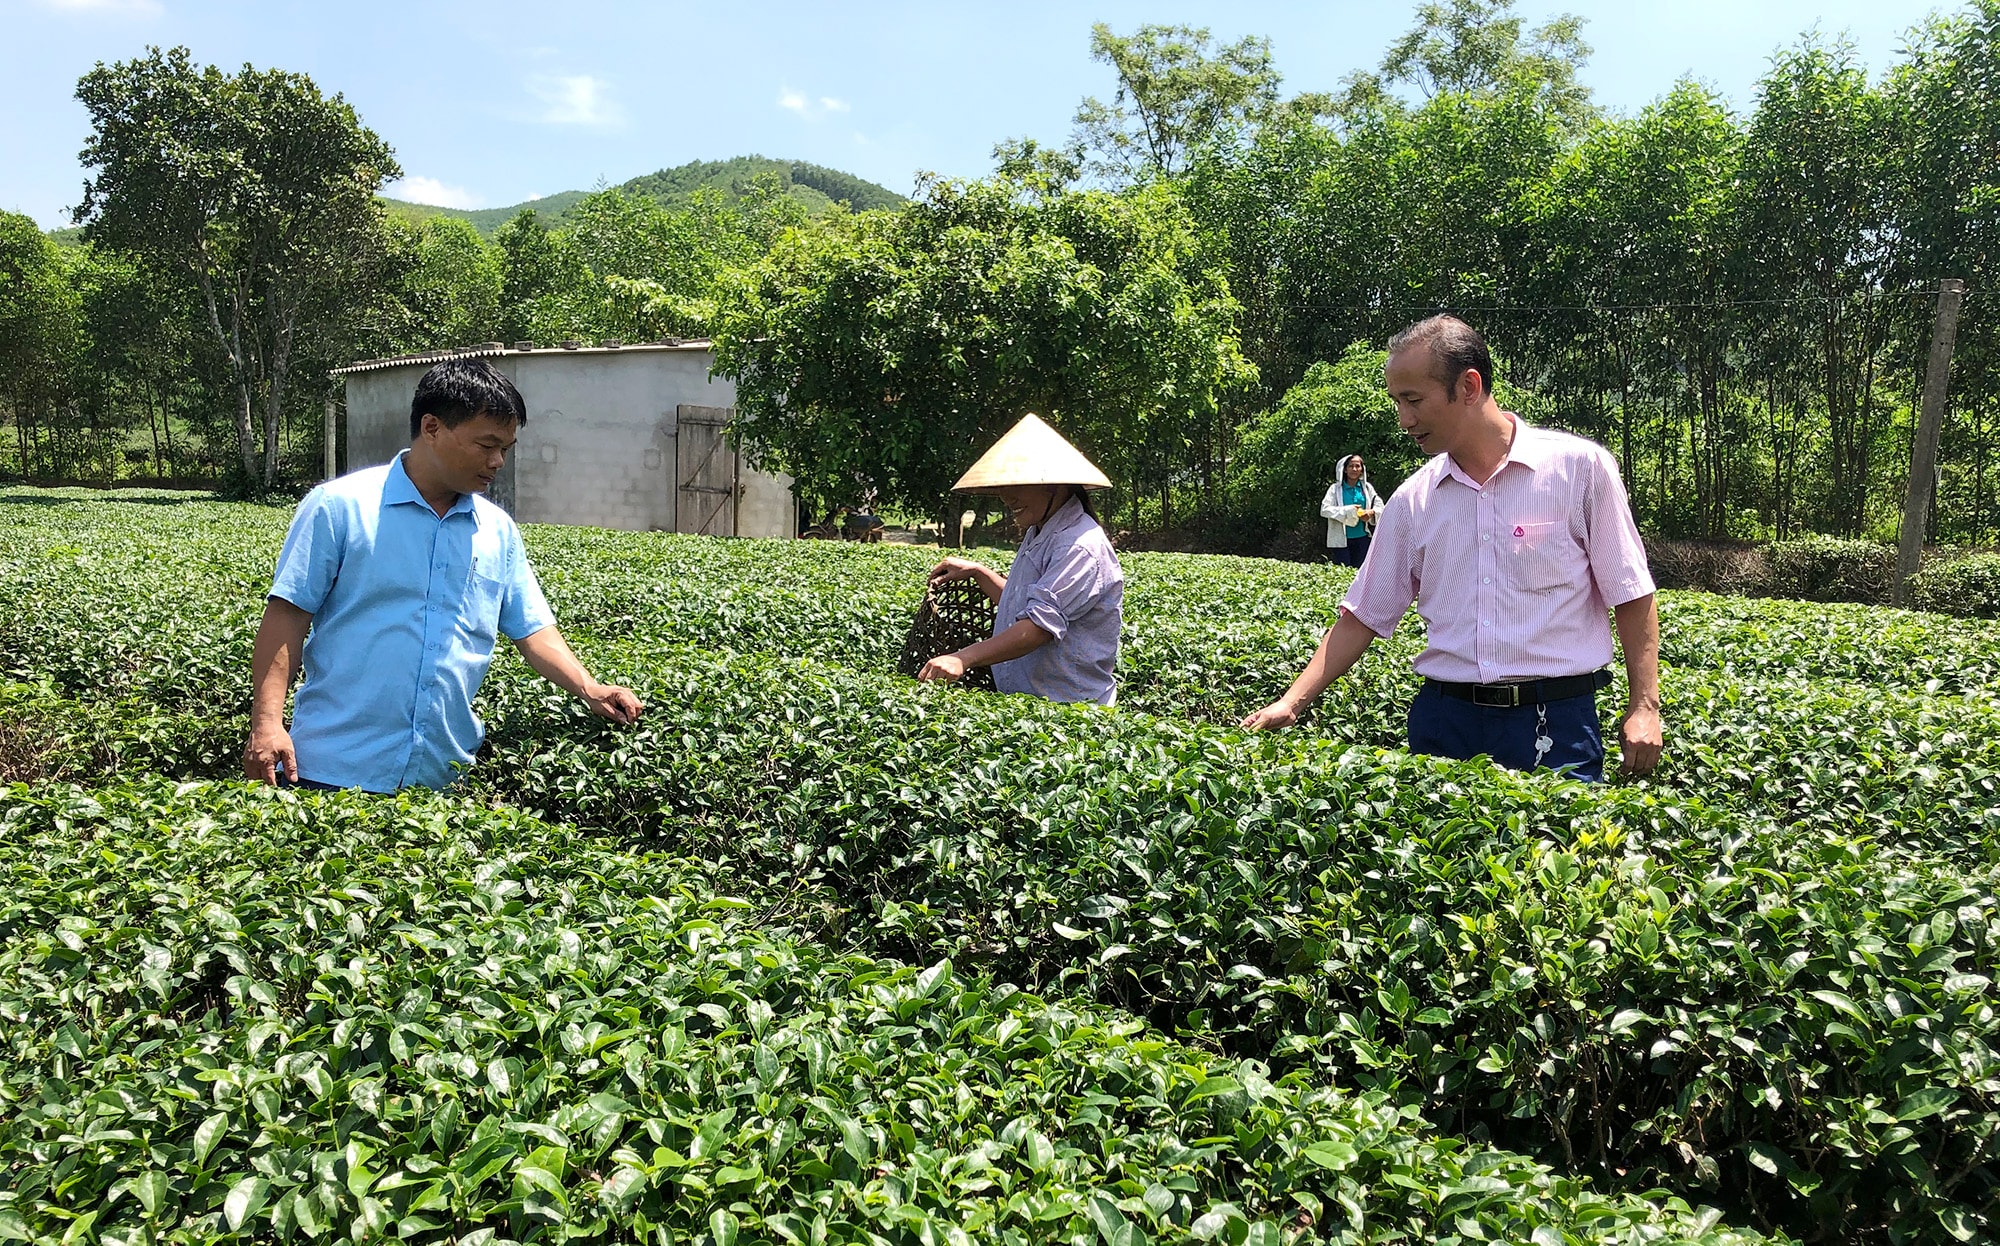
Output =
[{"x1": 951, "y1": 413, "x2": 1112, "y2": 491}]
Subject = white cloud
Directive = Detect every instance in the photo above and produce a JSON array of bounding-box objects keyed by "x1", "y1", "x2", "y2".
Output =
[
  {"x1": 530, "y1": 74, "x2": 623, "y2": 127},
  {"x1": 385, "y1": 176, "x2": 483, "y2": 210},
  {"x1": 526, "y1": 193, "x2": 544, "y2": 202},
  {"x1": 36, "y1": 0, "x2": 163, "y2": 15},
  {"x1": 778, "y1": 87, "x2": 851, "y2": 122}
]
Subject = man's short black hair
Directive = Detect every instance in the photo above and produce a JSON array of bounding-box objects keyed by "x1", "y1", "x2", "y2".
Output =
[
  {"x1": 410, "y1": 359, "x2": 528, "y2": 440},
  {"x1": 1387, "y1": 315, "x2": 1494, "y2": 398}
]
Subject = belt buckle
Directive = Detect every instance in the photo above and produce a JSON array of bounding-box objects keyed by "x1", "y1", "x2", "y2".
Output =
[{"x1": 1473, "y1": 682, "x2": 1520, "y2": 708}]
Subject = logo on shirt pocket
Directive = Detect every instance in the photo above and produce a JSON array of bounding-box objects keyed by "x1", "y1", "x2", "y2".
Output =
[{"x1": 1507, "y1": 519, "x2": 1572, "y2": 593}]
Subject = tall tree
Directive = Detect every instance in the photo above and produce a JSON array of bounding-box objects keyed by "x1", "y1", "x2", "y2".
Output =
[
  {"x1": 1735, "y1": 36, "x2": 1899, "y2": 534},
  {"x1": 74, "y1": 46, "x2": 400, "y2": 490},
  {"x1": 1072, "y1": 24, "x2": 1282, "y2": 184},
  {"x1": 713, "y1": 177, "x2": 1253, "y2": 523},
  {"x1": 1345, "y1": 0, "x2": 1595, "y2": 126},
  {"x1": 494, "y1": 208, "x2": 593, "y2": 345},
  {"x1": 1885, "y1": 2, "x2": 2000, "y2": 542},
  {"x1": 0, "y1": 212, "x2": 83, "y2": 479},
  {"x1": 396, "y1": 216, "x2": 502, "y2": 351}
]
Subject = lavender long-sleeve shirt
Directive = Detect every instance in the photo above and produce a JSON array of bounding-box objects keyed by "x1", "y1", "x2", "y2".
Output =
[{"x1": 991, "y1": 496, "x2": 1123, "y2": 705}]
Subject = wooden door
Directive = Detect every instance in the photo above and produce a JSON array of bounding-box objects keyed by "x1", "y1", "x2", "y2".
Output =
[{"x1": 675, "y1": 405, "x2": 739, "y2": 537}]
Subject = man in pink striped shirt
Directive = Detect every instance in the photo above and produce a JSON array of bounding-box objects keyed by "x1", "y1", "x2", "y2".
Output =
[{"x1": 1242, "y1": 316, "x2": 1663, "y2": 780}]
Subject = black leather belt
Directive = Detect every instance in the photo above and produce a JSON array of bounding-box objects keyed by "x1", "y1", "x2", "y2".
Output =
[{"x1": 1425, "y1": 668, "x2": 1613, "y2": 708}]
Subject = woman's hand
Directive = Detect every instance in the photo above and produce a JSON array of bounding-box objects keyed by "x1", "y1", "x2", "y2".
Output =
[
  {"x1": 918, "y1": 653, "x2": 967, "y2": 683},
  {"x1": 928, "y1": 557, "x2": 982, "y2": 589}
]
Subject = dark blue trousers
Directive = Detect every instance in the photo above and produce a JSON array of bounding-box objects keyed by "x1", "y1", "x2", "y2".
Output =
[
  {"x1": 1406, "y1": 682, "x2": 1605, "y2": 782},
  {"x1": 1330, "y1": 536, "x2": 1371, "y2": 568}
]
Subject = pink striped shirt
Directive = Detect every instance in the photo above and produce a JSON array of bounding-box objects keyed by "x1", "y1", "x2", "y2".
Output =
[{"x1": 1342, "y1": 416, "x2": 1655, "y2": 683}]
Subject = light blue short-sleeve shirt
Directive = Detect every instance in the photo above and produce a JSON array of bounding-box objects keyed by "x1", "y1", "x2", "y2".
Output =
[{"x1": 269, "y1": 452, "x2": 555, "y2": 791}]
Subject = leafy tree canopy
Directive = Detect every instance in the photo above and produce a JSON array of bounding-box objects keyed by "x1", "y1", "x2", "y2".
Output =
[
  {"x1": 1342, "y1": 0, "x2": 1595, "y2": 126},
  {"x1": 713, "y1": 177, "x2": 1253, "y2": 519},
  {"x1": 1072, "y1": 23, "x2": 1284, "y2": 184},
  {"x1": 73, "y1": 45, "x2": 399, "y2": 490}
]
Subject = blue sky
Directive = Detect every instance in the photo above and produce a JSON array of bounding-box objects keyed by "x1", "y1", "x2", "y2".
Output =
[{"x1": 1, "y1": 0, "x2": 1950, "y2": 230}]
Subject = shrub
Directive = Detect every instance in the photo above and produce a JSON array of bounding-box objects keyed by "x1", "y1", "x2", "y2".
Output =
[
  {"x1": 0, "y1": 780, "x2": 1767, "y2": 1245},
  {"x1": 473, "y1": 641, "x2": 2000, "y2": 1244},
  {"x1": 1225, "y1": 344, "x2": 1416, "y2": 542},
  {"x1": 1761, "y1": 535, "x2": 1897, "y2": 604},
  {"x1": 1909, "y1": 553, "x2": 2000, "y2": 619}
]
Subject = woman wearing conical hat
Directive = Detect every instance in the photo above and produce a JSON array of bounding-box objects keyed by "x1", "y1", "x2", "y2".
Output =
[{"x1": 918, "y1": 413, "x2": 1125, "y2": 705}]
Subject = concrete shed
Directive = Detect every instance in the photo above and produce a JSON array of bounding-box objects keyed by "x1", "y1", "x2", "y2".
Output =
[{"x1": 330, "y1": 341, "x2": 795, "y2": 538}]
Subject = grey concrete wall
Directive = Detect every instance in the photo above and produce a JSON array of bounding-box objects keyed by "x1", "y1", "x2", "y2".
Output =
[
  {"x1": 507, "y1": 350, "x2": 715, "y2": 533},
  {"x1": 739, "y1": 453, "x2": 798, "y2": 539},
  {"x1": 338, "y1": 346, "x2": 795, "y2": 538},
  {"x1": 344, "y1": 370, "x2": 415, "y2": 474}
]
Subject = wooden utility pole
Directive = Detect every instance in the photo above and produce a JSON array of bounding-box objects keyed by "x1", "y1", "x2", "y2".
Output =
[
  {"x1": 1896, "y1": 279, "x2": 1968, "y2": 604},
  {"x1": 323, "y1": 397, "x2": 338, "y2": 481}
]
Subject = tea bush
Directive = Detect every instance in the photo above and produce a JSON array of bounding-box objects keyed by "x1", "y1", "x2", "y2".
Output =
[
  {"x1": 0, "y1": 780, "x2": 1766, "y2": 1245},
  {"x1": 12, "y1": 487, "x2": 2000, "y2": 1242},
  {"x1": 471, "y1": 642, "x2": 2000, "y2": 1243},
  {"x1": 1908, "y1": 553, "x2": 2000, "y2": 620},
  {"x1": 1760, "y1": 536, "x2": 1898, "y2": 605}
]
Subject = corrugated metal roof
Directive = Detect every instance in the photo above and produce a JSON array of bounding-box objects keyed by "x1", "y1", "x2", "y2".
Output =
[{"x1": 330, "y1": 339, "x2": 713, "y2": 376}]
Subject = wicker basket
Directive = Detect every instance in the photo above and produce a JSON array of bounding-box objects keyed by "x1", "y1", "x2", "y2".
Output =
[{"x1": 897, "y1": 577, "x2": 998, "y2": 691}]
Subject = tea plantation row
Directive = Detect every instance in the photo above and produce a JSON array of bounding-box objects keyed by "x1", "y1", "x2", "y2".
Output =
[
  {"x1": 6, "y1": 491, "x2": 2000, "y2": 843},
  {"x1": 2, "y1": 780, "x2": 1774, "y2": 1245},
  {"x1": 7, "y1": 489, "x2": 2000, "y2": 1242},
  {"x1": 460, "y1": 641, "x2": 2000, "y2": 1242}
]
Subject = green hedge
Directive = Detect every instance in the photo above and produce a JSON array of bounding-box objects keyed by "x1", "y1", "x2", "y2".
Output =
[
  {"x1": 1909, "y1": 553, "x2": 2000, "y2": 620},
  {"x1": 0, "y1": 780, "x2": 1765, "y2": 1245},
  {"x1": 470, "y1": 643, "x2": 2000, "y2": 1244},
  {"x1": 1760, "y1": 536, "x2": 1899, "y2": 605}
]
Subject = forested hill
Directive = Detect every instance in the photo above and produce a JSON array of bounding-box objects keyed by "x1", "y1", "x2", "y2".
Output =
[{"x1": 379, "y1": 156, "x2": 905, "y2": 236}]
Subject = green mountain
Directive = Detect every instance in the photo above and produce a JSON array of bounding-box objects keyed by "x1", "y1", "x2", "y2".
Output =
[
  {"x1": 380, "y1": 189, "x2": 592, "y2": 235},
  {"x1": 381, "y1": 156, "x2": 905, "y2": 237}
]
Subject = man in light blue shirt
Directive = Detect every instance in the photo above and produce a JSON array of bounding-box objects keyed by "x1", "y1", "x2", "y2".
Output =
[{"x1": 242, "y1": 359, "x2": 642, "y2": 792}]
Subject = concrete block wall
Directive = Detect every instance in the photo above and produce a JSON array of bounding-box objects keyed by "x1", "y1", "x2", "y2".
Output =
[
  {"x1": 337, "y1": 345, "x2": 796, "y2": 538},
  {"x1": 506, "y1": 351, "x2": 709, "y2": 533},
  {"x1": 343, "y1": 371, "x2": 415, "y2": 471}
]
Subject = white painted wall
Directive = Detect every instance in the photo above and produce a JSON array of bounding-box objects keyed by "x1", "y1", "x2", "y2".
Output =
[{"x1": 337, "y1": 345, "x2": 796, "y2": 537}]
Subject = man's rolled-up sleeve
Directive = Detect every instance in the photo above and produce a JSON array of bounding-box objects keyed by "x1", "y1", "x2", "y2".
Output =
[
  {"x1": 269, "y1": 489, "x2": 341, "y2": 614},
  {"x1": 500, "y1": 532, "x2": 558, "y2": 641},
  {"x1": 1020, "y1": 544, "x2": 1109, "y2": 642},
  {"x1": 1583, "y1": 449, "x2": 1656, "y2": 607},
  {"x1": 1339, "y1": 495, "x2": 1417, "y2": 637}
]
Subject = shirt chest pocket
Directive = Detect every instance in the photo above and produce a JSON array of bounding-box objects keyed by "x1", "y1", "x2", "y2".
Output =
[
  {"x1": 1506, "y1": 519, "x2": 1576, "y2": 593},
  {"x1": 456, "y1": 559, "x2": 508, "y2": 652}
]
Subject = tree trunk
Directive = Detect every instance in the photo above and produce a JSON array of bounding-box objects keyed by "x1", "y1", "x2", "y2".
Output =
[
  {"x1": 159, "y1": 375, "x2": 177, "y2": 472},
  {"x1": 13, "y1": 404, "x2": 30, "y2": 479},
  {"x1": 145, "y1": 385, "x2": 162, "y2": 476},
  {"x1": 194, "y1": 261, "x2": 261, "y2": 484},
  {"x1": 263, "y1": 307, "x2": 294, "y2": 492}
]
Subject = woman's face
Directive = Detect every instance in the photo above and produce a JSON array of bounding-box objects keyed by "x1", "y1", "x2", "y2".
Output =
[
  {"x1": 993, "y1": 484, "x2": 1065, "y2": 533},
  {"x1": 1345, "y1": 456, "x2": 1365, "y2": 482}
]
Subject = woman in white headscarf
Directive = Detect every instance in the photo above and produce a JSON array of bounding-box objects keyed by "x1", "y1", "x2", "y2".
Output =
[
  {"x1": 1320, "y1": 452, "x2": 1381, "y2": 568},
  {"x1": 918, "y1": 413, "x2": 1124, "y2": 705}
]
